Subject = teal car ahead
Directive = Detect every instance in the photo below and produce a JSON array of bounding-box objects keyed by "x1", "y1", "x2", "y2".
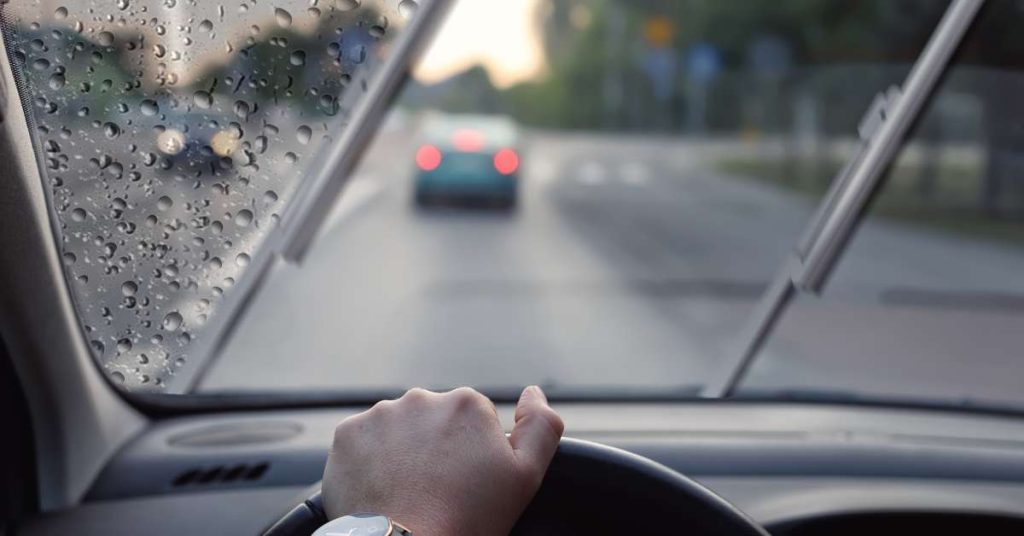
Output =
[{"x1": 413, "y1": 114, "x2": 521, "y2": 210}]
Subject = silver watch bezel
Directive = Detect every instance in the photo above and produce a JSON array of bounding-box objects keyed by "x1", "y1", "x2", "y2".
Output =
[{"x1": 313, "y1": 513, "x2": 412, "y2": 536}]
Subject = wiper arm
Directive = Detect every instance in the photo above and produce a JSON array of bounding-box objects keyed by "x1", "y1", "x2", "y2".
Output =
[
  {"x1": 702, "y1": 0, "x2": 986, "y2": 398},
  {"x1": 175, "y1": 0, "x2": 455, "y2": 393}
]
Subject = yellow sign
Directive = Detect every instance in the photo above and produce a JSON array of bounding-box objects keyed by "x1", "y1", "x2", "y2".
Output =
[{"x1": 644, "y1": 17, "x2": 674, "y2": 48}]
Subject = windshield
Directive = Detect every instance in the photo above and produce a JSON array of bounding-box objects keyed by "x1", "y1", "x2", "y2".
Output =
[
  {"x1": 2, "y1": 0, "x2": 418, "y2": 391},
  {"x1": 5, "y1": 0, "x2": 1022, "y2": 410}
]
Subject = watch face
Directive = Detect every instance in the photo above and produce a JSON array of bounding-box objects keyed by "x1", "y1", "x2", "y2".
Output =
[{"x1": 312, "y1": 513, "x2": 392, "y2": 536}]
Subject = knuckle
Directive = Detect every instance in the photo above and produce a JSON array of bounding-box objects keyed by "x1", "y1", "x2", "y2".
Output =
[
  {"x1": 522, "y1": 406, "x2": 564, "y2": 438},
  {"x1": 332, "y1": 414, "x2": 363, "y2": 447},
  {"x1": 539, "y1": 406, "x2": 565, "y2": 436},
  {"x1": 402, "y1": 387, "x2": 432, "y2": 404},
  {"x1": 449, "y1": 386, "x2": 477, "y2": 403},
  {"x1": 368, "y1": 398, "x2": 395, "y2": 416},
  {"x1": 450, "y1": 387, "x2": 489, "y2": 411}
]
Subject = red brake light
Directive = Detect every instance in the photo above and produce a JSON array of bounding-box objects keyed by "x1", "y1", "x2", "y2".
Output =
[
  {"x1": 494, "y1": 148, "x2": 519, "y2": 175},
  {"x1": 416, "y1": 144, "x2": 442, "y2": 171},
  {"x1": 452, "y1": 129, "x2": 485, "y2": 152}
]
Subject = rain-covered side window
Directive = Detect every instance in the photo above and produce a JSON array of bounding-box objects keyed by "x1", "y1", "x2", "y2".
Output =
[{"x1": 1, "y1": 0, "x2": 415, "y2": 392}]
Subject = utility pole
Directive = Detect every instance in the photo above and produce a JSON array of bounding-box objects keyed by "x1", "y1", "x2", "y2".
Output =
[{"x1": 603, "y1": 1, "x2": 625, "y2": 129}]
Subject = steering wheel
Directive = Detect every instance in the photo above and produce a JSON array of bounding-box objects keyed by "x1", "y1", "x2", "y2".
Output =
[{"x1": 263, "y1": 438, "x2": 769, "y2": 535}]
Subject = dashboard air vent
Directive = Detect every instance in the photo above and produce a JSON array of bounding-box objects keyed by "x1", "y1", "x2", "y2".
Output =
[{"x1": 171, "y1": 462, "x2": 270, "y2": 488}]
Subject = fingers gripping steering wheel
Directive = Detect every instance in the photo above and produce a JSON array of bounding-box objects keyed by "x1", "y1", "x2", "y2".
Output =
[{"x1": 264, "y1": 438, "x2": 768, "y2": 535}]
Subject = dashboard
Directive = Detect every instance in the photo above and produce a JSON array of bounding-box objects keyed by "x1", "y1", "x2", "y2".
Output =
[{"x1": 18, "y1": 402, "x2": 1024, "y2": 535}]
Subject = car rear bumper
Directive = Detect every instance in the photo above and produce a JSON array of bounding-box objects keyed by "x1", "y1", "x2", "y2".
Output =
[{"x1": 415, "y1": 170, "x2": 518, "y2": 200}]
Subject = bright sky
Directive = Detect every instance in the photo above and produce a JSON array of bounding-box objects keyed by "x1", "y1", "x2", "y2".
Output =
[{"x1": 413, "y1": 0, "x2": 546, "y2": 88}]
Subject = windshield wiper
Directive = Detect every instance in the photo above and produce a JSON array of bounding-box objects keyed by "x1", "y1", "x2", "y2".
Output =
[
  {"x1": 177, "y1": 0, "x2": 456, "y2": 392},
  {"x1": 702, "y1": 0, "x2": 986, "y2": 398}
]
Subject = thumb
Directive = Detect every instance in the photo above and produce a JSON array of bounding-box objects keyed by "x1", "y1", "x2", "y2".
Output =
[{"x1": 509, "y1": 386, "x2": 565, "y2": 478}]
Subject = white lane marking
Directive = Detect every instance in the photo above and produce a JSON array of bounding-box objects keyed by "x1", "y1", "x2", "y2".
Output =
[
  {"x1": 327, "y1": 174, "x2": 382, "y2": 229},
  {"x1": 577, "y1": 162, "x2": 607, "y2": 185},
  {"x1": 620, "y1": 162, "x2": 650, "y2": 185}
]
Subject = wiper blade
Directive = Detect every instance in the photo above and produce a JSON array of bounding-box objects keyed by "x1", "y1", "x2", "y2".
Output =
[
  {"x1": 702, "y1": 0, "x2": 986, "y2": 399},
  {"x1": 179, "y1": 0, "x2": 455, "y2": 392},
  {"x1": 278, "y1": 0, "x2": 455, "y2": 263}
]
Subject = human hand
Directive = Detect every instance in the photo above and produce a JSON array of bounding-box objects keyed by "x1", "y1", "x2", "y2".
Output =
[{"x1": 322, "y1": 386, "x2": 564, "y2": 535}]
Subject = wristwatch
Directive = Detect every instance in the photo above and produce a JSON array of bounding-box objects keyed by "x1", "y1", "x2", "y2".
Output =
[{"x1": 311, "y1": 513, "x2": 412, "y2": 536}]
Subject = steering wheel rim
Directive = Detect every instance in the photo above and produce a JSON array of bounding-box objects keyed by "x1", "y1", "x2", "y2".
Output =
[{"x1": 263, "y1": 437, "x2": 769, "y2": 536}]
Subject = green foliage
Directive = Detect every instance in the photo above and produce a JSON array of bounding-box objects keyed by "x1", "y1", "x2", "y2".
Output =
[{"x1": 413, "y1": 0, "x2": 952, "y2": 132}]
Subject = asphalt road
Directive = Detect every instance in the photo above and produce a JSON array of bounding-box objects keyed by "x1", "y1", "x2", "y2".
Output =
[{"x1": 200, "y1": 131, "x2": 1024, "y2": 407}]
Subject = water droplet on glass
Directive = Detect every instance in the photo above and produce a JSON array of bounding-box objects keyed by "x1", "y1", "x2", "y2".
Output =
[
  {"x1": 140, "y1": 99, "x2": 159, "y2": 116},
  {"x1": 234, "y1": 209, "x2": 253, "y2": 227},
  {"x1": 103, "y1": 122, "x2": 120, "y2": 139},
  {"x1": 254, "y1": 135, "x2": 268, "y2": 153},
  {"x1": 48, "y1": 73, "x2": 66, "y2": 89},
  {"x1": 157, "y1": 196, "x2": 173, "y2": 210},
  {"x1": 71, "y1": 208, "x2": 88, "y2": 222},
  {"x1": 116, "y1": 338, "x2": 133, "y2": 353},
  {"x1": 233, "y1": 100, "x2": 250, "y2": 119},
  {"x1": 274, "y1": 7, "x2": 293, "y2": 27},
  {"x1": 157, "y1": 129, "x2": 185, "y2": 155},
  {"x1": 296, "y1": 125, "x2": 312, "y2": 145},
  {"x1": 193, "y1": 90, "x2": 213, "y2": 109},
  {"x1": 54, "y1": 6, "x2": 68, "y2": 19},
  {"x1": 121, "y1": 280, "x2": 138, "y2": 296},
  {"x1": 162, "y1": 312, "x2": 183, "y2": 331},
  {"x1": 97, "y1": 31, "x2": 115, "y2": 47},
  {"x1": 31, "y1": 58, "x2": 50, "y2": 70},
  {"x1": 336, "y1": 0, "x2": 360, "y2": 10},
  {"x1": 235, "y1": 252, "x2": 251, "y2": 266},
  {"x1": 210, "y1": 130, "x2": 240, "y2": 156},
  {"x1": 111, "y1": 371, "x2": 125, "y2": 383},
  {"x1": 398, "y1": 0, "x2": 418, "y2": 19},
  {"x1": 289, "y1": 50, "x2": 306, "y2": 66},
  {"x1": 199, "y1": 19, "x2": 214, "y2": 32}
]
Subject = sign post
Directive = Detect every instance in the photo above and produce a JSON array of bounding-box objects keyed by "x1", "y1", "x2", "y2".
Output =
[{"x1": 685, "y1": 42, "x2": 722, "y2": 134}]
